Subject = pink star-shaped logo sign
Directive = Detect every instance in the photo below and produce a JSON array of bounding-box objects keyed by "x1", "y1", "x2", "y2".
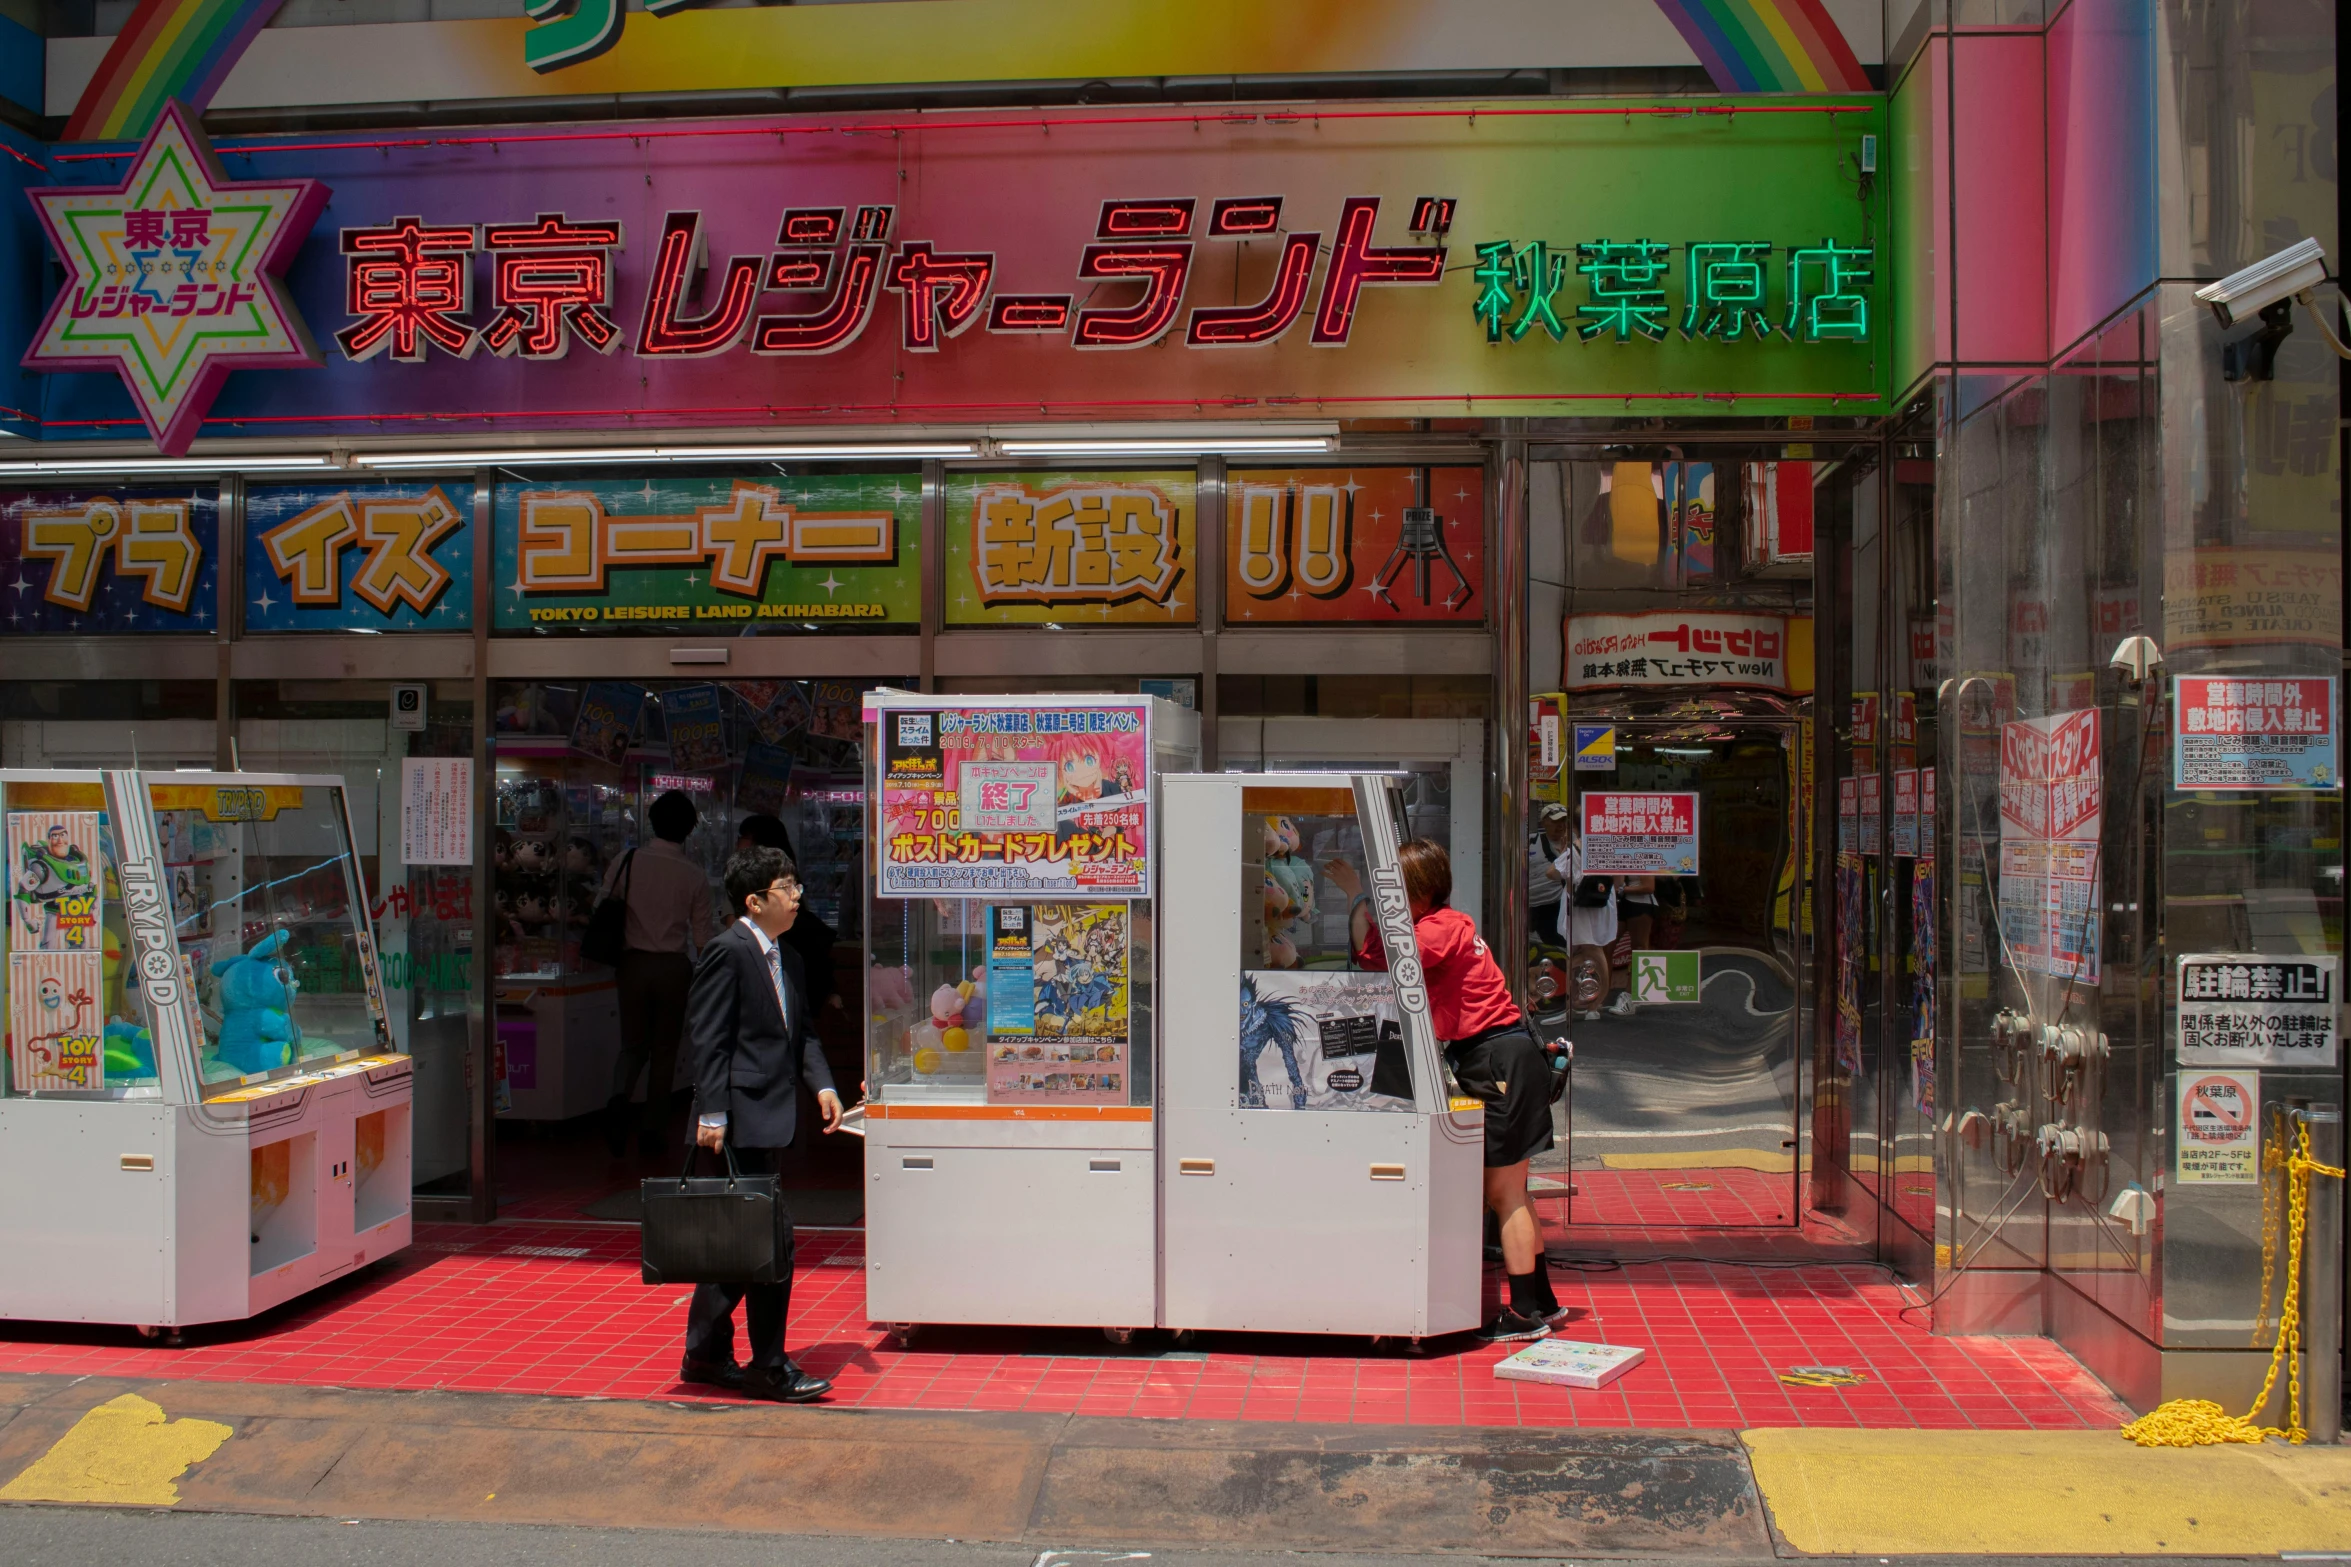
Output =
[{"x1": 22, "y1": 100, "x2": 329, "y2": 455}]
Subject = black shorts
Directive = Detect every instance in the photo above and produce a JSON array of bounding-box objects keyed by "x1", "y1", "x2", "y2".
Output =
[{"x1": 1447, "y1": 1025, "x2": 1556, "y2": 1168}]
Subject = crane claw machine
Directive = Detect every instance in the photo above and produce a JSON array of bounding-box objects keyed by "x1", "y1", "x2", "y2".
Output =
[
  {"x1": 863, "y1": 693, "x2": 1197, "y2": 1333},
  {"x1": 1158, "y1": 771, "x2": 1484, "y2": 1341},
  {"x1": 0, "y1": 768, "x2": 411, "y2": 1335}
]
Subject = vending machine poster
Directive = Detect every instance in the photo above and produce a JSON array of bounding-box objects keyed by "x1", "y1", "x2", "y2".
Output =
[
  {"x1": 1578, "y1": 792, "x2": 1698, "y2": 875},
  {"x1": 2177, "y1": 1070, "x2": 2261, "y2": 1183},
  {"x1": 986, "y1": 903, "x2": 1129, "y2": 1105},
  {"x1": 661, "y1": 684, "x2": 729, "y2": 774},
  {"x1": 2177, "y1": 954, "x2": 2338, "y2": 1068},
  {"x1": 1891, "y1": 768, "x2": 1920, "y2": 858},
  {"x1": 1239, "y1": 969, "x2": 1413, "y2": 1112},
  {"x1": 569, "y1": 681, "x2": 646, "y2": 765},
  {"x1": 2174, "y1": 677, "x2": 2337, "y2": 790},
  {"x1": 8, "y1": 949, "x2": 106, "y2": 1091},
  {"x1": 880, "y1": 702, "x2": 1152, "y2": 895},
  {"x1": 8, "y1": 811, "x2": 103, "y2": 953}
]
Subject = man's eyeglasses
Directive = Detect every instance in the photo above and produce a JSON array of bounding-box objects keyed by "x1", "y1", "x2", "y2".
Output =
[{"x1": 760, "y1": 880, "x2": 802, "y2": 900}]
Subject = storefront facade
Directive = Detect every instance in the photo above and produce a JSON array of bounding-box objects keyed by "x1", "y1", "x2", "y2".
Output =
[{"x1": 1, "y1": 0, "x2": 2340, "y2": 1411}]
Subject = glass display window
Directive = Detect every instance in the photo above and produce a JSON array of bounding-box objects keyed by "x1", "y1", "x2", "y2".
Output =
[
  {"x1": 865, "y1": 893, "x2": 1154, "y2": 1109},
  {"x1": 1237, "y1": 784, "x2": 1416, "y2": 1112}
]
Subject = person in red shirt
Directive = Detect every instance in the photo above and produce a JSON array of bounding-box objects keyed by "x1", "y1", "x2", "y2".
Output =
[{"x1": 1336, "y1": 837, "x2": 1567, "y2": 1343}]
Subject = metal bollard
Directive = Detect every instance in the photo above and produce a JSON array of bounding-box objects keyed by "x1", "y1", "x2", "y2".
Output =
[{"x1": 2304, "y1": 1105, "x2": 2343, "y2": 1444}]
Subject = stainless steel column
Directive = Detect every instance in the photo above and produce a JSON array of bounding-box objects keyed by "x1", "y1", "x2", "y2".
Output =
[
  {"x1": 2304, "y1": 1104, "x2": 2343, "y2": 1443},
  {"x1": 1492, "y1": 430, "x2": 1528, "y2": 1001}
]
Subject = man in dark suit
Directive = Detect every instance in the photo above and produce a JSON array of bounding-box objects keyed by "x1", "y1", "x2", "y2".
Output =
[{"x1": 681, "y1": 845, "x2": 842, "y2": 1402}]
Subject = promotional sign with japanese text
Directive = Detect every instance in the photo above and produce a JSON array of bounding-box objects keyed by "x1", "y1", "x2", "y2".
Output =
[
  {"x1": 1996, "y1": 710, "x2": 2102, "y2": 984},
  {"x1": 1223, "y1": 467, "x2": 1484, "y2": 624},
  {"x1": 22, "y1": 100, "x2": 1887, "y2": 448},
  {"x1": 1579, "y1": 791, "x2": 1698, "y2": 875},
  {"x1": 2177, "y1": 1070, "x2": 2261, "y2": 1184},
  {"x1": 879, "y1": 700, "x2": 1152, "y2": 896},
  {"x1": 492, "y1": 472, "x2": 919, "y2": 633},
  {"x1": 0, "y1": 488, "x2": 217, "y2": 634},
  {"x1": 2177, "y1": 954, "x2": 2338, "y2": 1069},
  {"x1": 944, "y1": 472, "x2": 1195, "y2": 626},
  {"x1": 2174, "y1": 676, "x2": 2337, "y2": 789},
  {"x1": 1564, "y1": 612, "x2": 1791, "y2": 691},
  {"x1": 245, "y1": 482, "x2": 475, "y2": 631},
  {"x1": 661, "y1": 684, "x2": 729, "y2": 773},
  {"x1": 2164, "y1": 548, "x2": 2341, "y2": 650},
  {"x1": 399, "y1": 757, "x2": 473, "y2": 868},
  {"x1": 986, "y1": 902, "x2": 1130, "y2": 1106}
]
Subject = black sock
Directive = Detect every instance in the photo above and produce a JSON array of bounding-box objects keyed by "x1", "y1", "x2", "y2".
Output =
[
  {"x1": 1530, "y1": 1265, "x2": 1561, "y2": 1315},
  {"x1": 1507, "y1": 1269, "x2": 1546, "y2": 1316}
]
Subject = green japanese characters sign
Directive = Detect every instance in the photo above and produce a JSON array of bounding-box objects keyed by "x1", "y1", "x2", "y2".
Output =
[{"x1": 492, "y1": 472, "x2": 920, "y2": 632}]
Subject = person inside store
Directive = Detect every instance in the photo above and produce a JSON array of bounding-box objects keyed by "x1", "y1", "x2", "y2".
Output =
[
  {"x1": 682, "y1": 845, "x2": 844, "y2": 1402},
  {"x1": 735, "y1": 814, "x2": 839, "y2": 1014},
  {"x1": 602, "y1": 789, "x2": 717, "y2": 1158},
  {"x1": 1338, "y1": 838, "x2": 1569, "y2": 1344}
]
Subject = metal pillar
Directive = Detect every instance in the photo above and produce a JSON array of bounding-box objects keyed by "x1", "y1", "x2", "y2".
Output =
[{"x1": 2304, "y1": 1104, "x2": 2343, "y2": 1443}]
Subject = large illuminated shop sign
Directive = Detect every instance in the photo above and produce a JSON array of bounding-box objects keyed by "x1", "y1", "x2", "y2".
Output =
[{"x1": 21, "y1": 106, "x2": 1878, "y2": 457}]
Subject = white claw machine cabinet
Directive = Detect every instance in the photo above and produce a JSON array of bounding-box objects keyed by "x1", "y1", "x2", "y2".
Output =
[
  {"x1": 0, "y1": 769, "x2": 412, "y2": 1335},
  {"x1": 862, "y1": 693, "x2": 1197, "y2": 1334},
  {"x1": 1158, "y1": 771, "x2": 1484, "y2": 1341}
]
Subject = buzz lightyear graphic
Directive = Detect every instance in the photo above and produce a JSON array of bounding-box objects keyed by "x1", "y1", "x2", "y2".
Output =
[{"x1": 13, "y1": 820, "x2": 98, "y2": 952}]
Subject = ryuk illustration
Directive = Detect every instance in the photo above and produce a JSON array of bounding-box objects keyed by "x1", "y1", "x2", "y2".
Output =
[{"x1": 1238, "y1": 974, "x2": 1308, "y2": 1110}]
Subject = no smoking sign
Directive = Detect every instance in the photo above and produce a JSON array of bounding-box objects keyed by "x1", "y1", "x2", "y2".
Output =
[{"x1": 2176, "y1": 1070, "x2": 2260, "y2": 1184}]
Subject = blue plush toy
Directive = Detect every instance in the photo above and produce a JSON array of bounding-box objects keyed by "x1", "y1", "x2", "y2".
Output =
[{"x1": 209, "y1": 929, "x2": 302, "y2": 1074}]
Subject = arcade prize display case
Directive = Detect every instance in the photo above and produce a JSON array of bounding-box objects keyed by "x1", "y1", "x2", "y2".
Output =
[
  {"x1": 0, "y1": 769, "x2": 410, "y2": 1333},
  {"x1": 862, "y1": 693, "x2": 1197, "y2": 1332}
]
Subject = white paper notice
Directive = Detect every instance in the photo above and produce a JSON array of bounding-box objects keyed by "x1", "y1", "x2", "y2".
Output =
[{"x1": 400, "y1": 757, "x2": 473, "y2": 867}]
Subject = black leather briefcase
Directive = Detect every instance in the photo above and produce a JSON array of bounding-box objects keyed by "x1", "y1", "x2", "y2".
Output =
[{"x1": 640, "y1": 1146, "x2": 784, "y2": 1285}]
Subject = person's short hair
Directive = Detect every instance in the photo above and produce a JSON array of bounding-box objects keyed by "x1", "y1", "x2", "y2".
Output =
[
  {"x1": 724, "y1": 846, "x2": 797, "y2": 914},
  {"x1": 1397, "y1": 837, "x2": 1452, "y2": 911},
  {"x1": 735, "y1": 812, "x2": 796, "y2": 856},
  {"x1": 648, "y1": 790, "x2": 698, "y2": 843}
]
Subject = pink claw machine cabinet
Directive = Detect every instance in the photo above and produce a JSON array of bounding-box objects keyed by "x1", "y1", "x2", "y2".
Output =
[{"x1": 0, "y1": 769, "x2": 410, "y2": 1337}]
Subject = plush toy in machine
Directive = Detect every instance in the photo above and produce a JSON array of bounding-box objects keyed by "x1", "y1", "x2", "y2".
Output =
[
  {"x1": 209, "y1": 929, "x2": 302, "y2": 1075},
  {"x1": 104, "y1": 1019, "x2": 155, "y2": 1078},
  {"x1": 907, "y1": 982, "x2": 977, "y2": 1078},
  {"x1": 1260, "y1": 815, "x2": 1316, "y2": 969}
]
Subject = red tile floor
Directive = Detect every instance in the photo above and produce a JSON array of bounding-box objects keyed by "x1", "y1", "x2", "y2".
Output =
[{"x1": 0, "y1": 1195, "x2": 2131, "y2": 1431}]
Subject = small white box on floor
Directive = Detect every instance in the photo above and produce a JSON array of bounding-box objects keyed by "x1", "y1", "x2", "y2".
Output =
[{"x1": 1492, "y1": 1339, "x2": 1645, "y2": 1389}]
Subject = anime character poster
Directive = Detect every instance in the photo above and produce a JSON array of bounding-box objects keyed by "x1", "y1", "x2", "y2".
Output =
[
  {"x1": 736, "y1": 742, "x2": 796, "y2": 817},
  {"x1": 569, "y1": 681, "x2": 646, "y2": 765},
  {"x1": 879, "y1": 701, "x2": 1152, "y2": 895},
  {"x1": 9, "y1": 950, "x2": 105, "y2": 1091},
  {"x1": 662, "y1": 684, "x2": 729, "y2": 773},
  {"x1": 1239, "y1": 970, "x2": 1413, "y2": 1113},
  {"x1": 8, "y1": 811, "x2": 102, "y2": 953},
  {"x1": 985, "y1": 902, "x2": 1130, "y2": 1105}
]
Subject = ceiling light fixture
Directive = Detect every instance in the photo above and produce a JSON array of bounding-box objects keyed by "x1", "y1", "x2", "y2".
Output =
[
  {"x1": 996, "y1": 437, "x2": 1337, "y2": 457},
  {"x1": 0, "y1": 453, "x2": 334, "y2": 477},
  {"x1": 354, "y1": 442, "x2": 979, "y2": 469}
]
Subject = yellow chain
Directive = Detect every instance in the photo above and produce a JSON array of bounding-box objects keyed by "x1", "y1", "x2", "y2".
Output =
[
  {"x1": 2254, "y1": 1106, "x2": 2290, "y2": 1348},
  {"x1": 2123, "y1": 1119, "x2": 2346, "y2": 1447}
]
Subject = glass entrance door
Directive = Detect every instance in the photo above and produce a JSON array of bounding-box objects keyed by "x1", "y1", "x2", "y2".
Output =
[{"x1": 1551, "y1": 718, "x2": 1805, "y2": 1228}]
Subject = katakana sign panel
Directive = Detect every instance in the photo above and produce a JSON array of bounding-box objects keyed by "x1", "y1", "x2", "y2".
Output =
[
  {"x1": 945, "y1": 471, "x2": 1195, "y2": 626},
  {"x1": 2177, "y1": 953, "x2": 2338, "y2": 1070},
  {"x1": 244, "y1": 482, "x2": 475, "y2": 631},
  {"x1": 0, "y1": 487, "x2": 217, "y2": 633},
  {"x1": 1223, "y1": 466, "x2": 1484, "y2": 625},
  {"x1": 877, "y1": 699, "x2": 1152, "y2": 897},
  {"x1": 491, "y1": 472, "x2": 918, "y2": 633},
  {"x1": 1564, "y1": 611, "x2": 1791, "y2": 691},
  {"x1": 22, "y1": 100, "x2": 326, "y2": 454}
]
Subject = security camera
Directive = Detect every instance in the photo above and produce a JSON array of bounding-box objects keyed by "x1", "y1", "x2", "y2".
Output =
[
  {"x1": 2194, "y1": 237, "x2": 2329, "y2": 326},
  {"x1": 2193, "y1": 238, "x2": 2348, "y2": 382}
]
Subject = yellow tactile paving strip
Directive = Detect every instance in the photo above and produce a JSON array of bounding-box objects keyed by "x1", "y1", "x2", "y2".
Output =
[{"x1": 1744, "y1": 1427, "x2": 2351, "y2": 1555}]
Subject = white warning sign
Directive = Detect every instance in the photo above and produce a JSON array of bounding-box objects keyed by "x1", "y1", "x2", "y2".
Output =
[
  {"x1": 2175, "y1": 1070, "x2": 2260, "y2": 1184},
  {"x1": 2177, "y1": 953, "x2": 2338, "y2": 1068}
]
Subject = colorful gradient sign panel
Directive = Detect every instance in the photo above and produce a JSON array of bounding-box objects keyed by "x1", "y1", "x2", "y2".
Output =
[
  {"x1": 0, "y1": 486, "x2": 218, "y2": 633},
  {"x1": 244, "y1": 480, "x2": 474, "y2": 632},
  {"x1": 944, "y1": 471, "x2": 1197, "y2": 627},
  {"x1": 1224, "y1": 466, "x2": 1485, "y2": 625},
  {"x1": 27, "y1": 100, "x2": 1886, "y2": 443}
]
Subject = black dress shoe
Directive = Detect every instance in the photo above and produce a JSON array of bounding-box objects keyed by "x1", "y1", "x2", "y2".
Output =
[
  {"x1": 743, "y1": 1364, "x2": 831, "y2": 1403},
  {"x1": 679, "y1": 1356, "x2": 747, "y2": 1390}
]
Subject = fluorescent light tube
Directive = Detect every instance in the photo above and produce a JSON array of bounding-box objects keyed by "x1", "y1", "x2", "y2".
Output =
[
  {"x1": 0, "y1": 454, "x2": 333, "y2": 476},
  {"x1": 996, "y1": 437, "x2": 1336, "y2": 456},
  {"x1": 354, "y1": 443, "x2": 977, "y2": 468}
]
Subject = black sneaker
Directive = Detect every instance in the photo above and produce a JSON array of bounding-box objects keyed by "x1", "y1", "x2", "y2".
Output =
[{"x1": 1476, "y1": 1308, "x2": 1553, "y2": 1344}]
